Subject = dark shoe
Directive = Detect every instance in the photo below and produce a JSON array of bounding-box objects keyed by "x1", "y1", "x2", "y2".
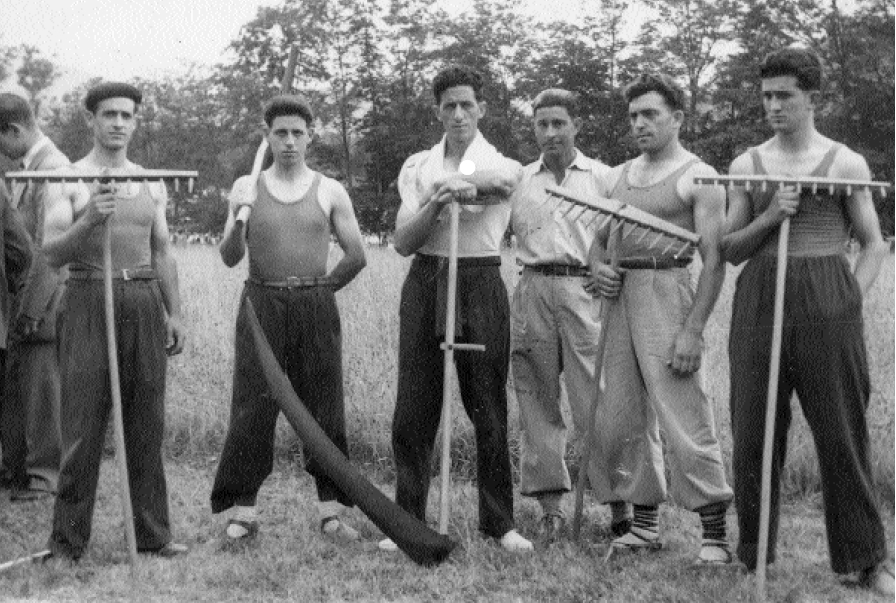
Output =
[
  {"x1": 141, "y1": 541, "x2": 189, "y2": 558},
  {"x1": 537, "y1": 514, "x2": 566, "y2": 544}
]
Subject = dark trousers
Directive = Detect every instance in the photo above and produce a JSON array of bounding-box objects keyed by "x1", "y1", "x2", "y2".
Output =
[
  {"x1": 729, "y1": 254, "x2": 886, "y2": 574},
  {"x1": 210, "y1": 283, "x2": 351, "y2": 513},
  {"x1": 392, "y1": 255, "x2": 514, "y2": 538},
  {"x1": 4, "y1": 340, "x2": 61, "y2": 492},
  {"x1": 48, "y1": 279, "x2": 171, "y2": 559},
  {"x1": 0, "y1": 347, "x2": 27, "y2": 489}
]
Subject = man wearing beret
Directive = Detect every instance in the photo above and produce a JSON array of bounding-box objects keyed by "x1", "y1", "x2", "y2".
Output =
[{"x1": 41, "y1": 82, "x2": 187, "y2": 560}]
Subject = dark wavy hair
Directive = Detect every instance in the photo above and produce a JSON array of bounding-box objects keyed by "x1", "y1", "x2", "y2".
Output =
[
  {"x1": 263, "y1": 95, "x2": 314, "y2": 127},
  {"x1": 432, "y1": 65, "x2": 484, "y2": 104},
  {"x1": 623, "y1": 73, "x2": 686, "y2": 112},
  {"x1": 759, "y1": 47, "x2": 823, "y2": 91}
]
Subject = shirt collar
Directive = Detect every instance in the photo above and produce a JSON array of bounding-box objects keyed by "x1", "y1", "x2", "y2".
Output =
[
  {"x1": 534, "y1": 148, "x2": 587, "y2": 175},
  {"x1": 22, "y1": 134, "x2": 51, "y2": 170}
]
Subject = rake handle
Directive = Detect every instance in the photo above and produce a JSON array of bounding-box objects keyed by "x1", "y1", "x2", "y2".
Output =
[{"x1": 572, "y1": 220, "x2": 623, "y2": 540}]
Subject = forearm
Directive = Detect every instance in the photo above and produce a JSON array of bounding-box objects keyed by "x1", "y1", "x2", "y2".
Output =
[
  {"x1": 18, "y1": 251, "x2": 59, "y2": 319},
  {"x1": 853, "y1": 239, "x2": 887, "y2": 295},
  {"x1": 219, "y1": 221, "x2": 246, "y2": 267},
  {"x1": 327, "y1": 250, "x2": 367, "y2": 291},
  {"x1": 721, "y1": 213, "x2": 778, "y2": 265},
  {"x1": 43, "y1": 216, "x2": 102, "y2": 268},
  {"x1": 682, "y1": 254, "x2": 725, "y2": 335},
  {"x1": 393, "y1": 200, "x2": 443, "y2": 257},
  {"x1": 153, "y1": 251, "x2": 183, "y2": 319}
]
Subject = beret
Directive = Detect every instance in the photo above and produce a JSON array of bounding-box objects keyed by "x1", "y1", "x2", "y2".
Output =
[{"x1": 84, "y1": 82, "x2": 142, "y2": 113}]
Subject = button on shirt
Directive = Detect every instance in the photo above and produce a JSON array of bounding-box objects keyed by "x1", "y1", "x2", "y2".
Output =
[{"x1": 511, "y1": 150, "x2": 612, "y2": 266}]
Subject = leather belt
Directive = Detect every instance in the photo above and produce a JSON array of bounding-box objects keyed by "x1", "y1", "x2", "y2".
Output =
[
  {"x1": 524, "y1": 264, "x2": 590, "y2": 277},
  {"x1": 68, "y1": 268, "x2": 157, "y2": 281},
  {"x1": 416, "y1": 253, "x2": 501, "y2": 268},
  {"x1": 618, "y1": 256, "x2": 692, "y2": 270},
  {"x1": 248, "y1": 276, "x2": 336, "y2": 289}
]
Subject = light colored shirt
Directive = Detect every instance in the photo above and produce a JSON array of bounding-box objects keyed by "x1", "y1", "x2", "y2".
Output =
[
  {"x1": 22, "y1": 134, "x2": 52, "y2": 170},
  {"x1": 397, "y1": 132, "x2": 522, "y2": 257},
  {"x1": 511, "y1": 149, "x2": 611, "y2": 266}
]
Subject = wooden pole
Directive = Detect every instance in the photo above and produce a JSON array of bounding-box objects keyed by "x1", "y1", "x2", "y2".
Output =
[
  {"x1": 103, "y1": 216, "x2": 139, "y2": 570},
  {"x1": 755, "y1": 216, "x2": 791, "y2": 602},
  {"x1": 438, "y1": 201, "x2": 462, "y2": 535},
  {"x1": 572, "y1": 220, "x2": 623, "y2": 540}
]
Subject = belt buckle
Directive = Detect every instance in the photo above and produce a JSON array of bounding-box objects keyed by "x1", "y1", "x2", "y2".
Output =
[
  {"x1": 121, "y1": 269, "x2": 131, "y2": 281},
  {"x1": 285, "y1": 276, "x2": 302, "y2": 288}
]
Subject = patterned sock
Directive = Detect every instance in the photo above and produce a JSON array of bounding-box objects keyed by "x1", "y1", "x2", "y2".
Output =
[
  {"x1": 632, "y1": 504, "x2": 659, "y2": 539},
  {"x1": 699, "y1": 505, "x2": 728, "y2": 545}
]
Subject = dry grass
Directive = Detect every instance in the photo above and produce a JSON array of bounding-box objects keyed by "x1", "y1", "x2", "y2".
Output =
[
  {"x1": 166, "y1": 245, "x2": 895, "y2": 503},
  {"x1": 0, "y1": 245, "x2": 891, "y2": 602}
]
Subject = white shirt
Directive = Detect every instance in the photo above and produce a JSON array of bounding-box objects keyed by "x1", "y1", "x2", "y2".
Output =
[
  {"x1": 397, "y1": 132, "x2": 522, "y2": 257},
  {"x1": 511, "y1": 149, "x2": 611, "y2": 266}
]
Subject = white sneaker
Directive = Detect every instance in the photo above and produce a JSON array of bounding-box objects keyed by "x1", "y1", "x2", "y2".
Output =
[
  {"x1": 378, "y1": 537, "x2": 398, "y2": 552},
  {"x1": 500, "y1": 529, "x2": 533, "y2": 552}
]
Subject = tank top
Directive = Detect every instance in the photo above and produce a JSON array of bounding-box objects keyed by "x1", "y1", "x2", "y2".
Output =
[
  {"x1": 749, "y1": 144, "x2": 850, "y2": 257},
  {"x1": 247, "y1": 172, "x2": 331, "y2": 280},
  {"x1": 71, "y1": 182, "x2": 155, "y2": 271},
  {"x1": 609, "y1": 157, "x2": 701, "y2": 258}
]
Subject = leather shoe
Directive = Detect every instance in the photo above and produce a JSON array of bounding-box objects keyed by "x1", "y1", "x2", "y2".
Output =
[{"x1": 141, "y1": 541, "x2": 189, "y2": 558}]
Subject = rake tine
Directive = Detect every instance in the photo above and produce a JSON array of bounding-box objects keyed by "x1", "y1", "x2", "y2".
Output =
[
  {"x1": 812, "y1": 182, "x2": 818, "y2": 195},
  {"x1": 595, "y1": 214, "x2": 613, "y2": 232},
  {"x1": 828, "y1": 182, "x2": 835, "y2": 195},
  {"x1": 648, "y1": 231, "x2": 664, "y2": 250},
  {"x1": 584, "y1": 210, "x2": 601, "y2": 228},
  {"x1": 622, "y1": 223, "x2": 639, "y2": 239},
  {"x1": 745, "y1": 180, "x2": 752, "y2": 192},
  {"x1": 673, "y1": 240, "x2": 692, "y2": 259},
  {"x1": 845, "y1": 184, "x2": 852, "y2": 197},
  {"x1": 661, "y1": 239, "x2": 678, "y2": 256},
  {"x1": 761, "y1": 180, "x2": 768, "y2": 193},
  {"x1": 188, "y1": 178, "x2": 195, "y2": 193},
  {"x1": 881, "y1": 185, "x2": 888, "y2": 198},
  {"x1": 609, "y1": 220, "x2": 625, "y2": 236},
  {"x1": 636, "y1": 227, "x2": 652, "y2": 244},
  {"x1": 174, "y1": 178, "x2": 180, "y2": 193}
]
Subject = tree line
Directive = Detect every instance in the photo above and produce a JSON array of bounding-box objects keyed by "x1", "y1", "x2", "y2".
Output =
[{"x1": 2, "y1": 0, "x2": 893, "y2": 236}]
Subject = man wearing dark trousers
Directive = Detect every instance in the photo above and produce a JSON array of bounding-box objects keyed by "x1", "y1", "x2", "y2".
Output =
[
  {"x1": 0, "y1": 93, "x2": 67, "y2": 501},
  {"x1": 211, "y1": 95, "x2": 367, "y2": 545},
  {"x1": 723, "y1": 48, "x2": 892, "y2": 596},
  {"x1": 0, "y1": 179, "x2": 33, "y2": 495},
  {"x1": 42, "y1": 82, "x2": 186, "y2": 560},
  {"x1": 380, "y1": 65, "x2": 532, "y2": 553}
]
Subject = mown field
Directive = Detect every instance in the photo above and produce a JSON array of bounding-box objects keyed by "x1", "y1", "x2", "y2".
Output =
[{"x1": 0, "y1": 244, "x2": 892, "y2": 602}]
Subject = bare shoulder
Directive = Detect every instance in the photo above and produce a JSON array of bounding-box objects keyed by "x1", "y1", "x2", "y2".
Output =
[
  {"x1": 319, "y1": 174, "x2": 352, "y2": 207},
  {"x1": 830, "y1": 144, "x2": 871, "y2": 180},
  {"x1": 728, "y1": 150, "x2": 755, "y2": 175}
]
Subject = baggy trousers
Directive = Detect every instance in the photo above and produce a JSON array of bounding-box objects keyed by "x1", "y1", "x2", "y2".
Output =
[
  {"x1": 729, "y1": 254, "x2": 886, "y2": 574},
  {"x1": 49, "y1": 279, "x2": 171, "y2": 558},
  {"x1": 392, "y1": 255, "x2": 514, "y2": 538},
  {"x1": 590, "y1": 268, "x2": 732, "y2": 511},
  {"x1": 510, "y1": 270, "x2": 605, "y2": 496},
  {"x1": 4, "y1": 339, "x2": 61, "y2": 492},
  {"x1": 211, "y1": 282, "x2": 351, "y2": 513}
]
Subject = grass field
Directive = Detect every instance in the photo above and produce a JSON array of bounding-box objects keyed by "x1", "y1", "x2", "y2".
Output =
[{"x1": 0, "y1": 245, "x2": 893, "y2": 602}]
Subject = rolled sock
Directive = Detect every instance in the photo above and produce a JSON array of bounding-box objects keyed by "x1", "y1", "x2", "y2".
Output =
[
  {"x1": 632, "y1": 504, "x2": 659, "y2": 539},
  {"x1": 538, "y1": 492, "x2": 564, "y2": 518},
  {"x1": 317, "y1": 500, "x2": 345, "y2": 522},
  {"x1": 699, "y1": 505, "x2": 728, "y2": 544},
  {"x1": 227, "y1": 505, "x2": 257, "y2": 538}
]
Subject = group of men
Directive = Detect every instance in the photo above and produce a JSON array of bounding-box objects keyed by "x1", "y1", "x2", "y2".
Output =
[{"x1": 0, "y1": 45, "x2": 890, "y2": 597}]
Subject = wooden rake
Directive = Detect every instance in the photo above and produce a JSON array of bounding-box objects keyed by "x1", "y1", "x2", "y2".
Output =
[
  {"x1": 542, "y1": 184, "x2": 701, "y2": 541},
  {"x1": 693, "y1": 174, "x2": 893, "y2": 603},
  {"x1": 1, "y1": 169, "x2": 197, "y2": 573}
]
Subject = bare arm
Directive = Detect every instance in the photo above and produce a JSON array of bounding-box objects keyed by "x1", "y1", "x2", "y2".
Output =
[
  {"x1": 669, "y1": 166, "x2": 727, "y2": 374},
  {"x1": 721, "y1": 153, "x2": 799, "y2": 265},
  {"x1": 42, "y1": 179, "x2": 112, "y2": 268},
  {"x1": 149, "y1": 184, "x2": 185, "y2": 356},
  {"x1": 219, "y1": 176, "x2": 255, "y2": 267},
  {"x1": 836, "y1": 152, "x2": 886, "y2": 295},
  {"x1": 327, "y1": 184, "x2": 367, "y2": 291}
]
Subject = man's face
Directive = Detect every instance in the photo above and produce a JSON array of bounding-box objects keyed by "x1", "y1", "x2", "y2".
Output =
[
  {"x1": 435, "y1": 85, "x2": 485, "y2": 146},
  {"x1": 761, "y1": 75, "x2": 815, "y2": 134},
  {"x1": 266, "y1": 114, "x2": 310, "y2": 168},
  {"x1": 533, "y1": 105, "x2": 580, "y2": 165},
  {"x1": 628, "y1": 91, "x2": 682, "y2": 153},
  {"x1": 87, "y1": 97, "x2": 137, "y2": 151},
  {"x1": 0, "y1": 125, "x2": 26, "y2": 160}
]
